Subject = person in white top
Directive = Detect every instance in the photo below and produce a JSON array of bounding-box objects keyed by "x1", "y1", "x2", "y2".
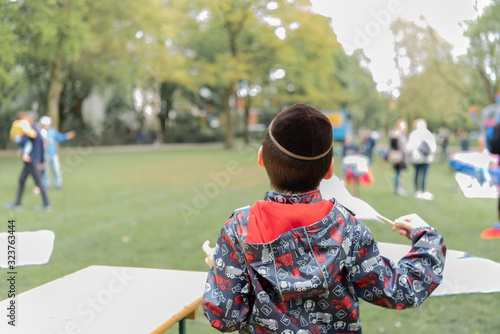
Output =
[{"x1": 406, "y1": 119, "x2": 437, "y2": 200}]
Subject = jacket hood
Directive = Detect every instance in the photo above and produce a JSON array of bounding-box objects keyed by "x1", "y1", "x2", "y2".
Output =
[{"x1": 234, "y1": 196, "x2": 355, "y2": 303}]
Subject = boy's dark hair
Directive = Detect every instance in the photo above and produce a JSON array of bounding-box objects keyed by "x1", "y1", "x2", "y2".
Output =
[{"x1": 261, "y1": 103, "x2": 333, "y2": 193}]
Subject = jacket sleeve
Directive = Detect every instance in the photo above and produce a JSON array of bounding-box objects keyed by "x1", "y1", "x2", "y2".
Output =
[
  {"x1": 203, "y1": 217, "x2": 253, "y2": 332},
  {"x1": 17, "y1": 120, "x2": 37, "y2": 138},
  {"x1": 348, "y1": 222, "x2": 446, "y2": 310},
  {"x1": 54, "y1": 130, "x2": 68, "y2": 143}
]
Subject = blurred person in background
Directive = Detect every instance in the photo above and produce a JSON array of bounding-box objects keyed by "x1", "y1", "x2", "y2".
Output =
[
  {"x1": 4, "y1": 113, "x2": 51, "y2": 211},
  {"x1": 38, "y1": 116, "x2": 76, "y2": 190},
  {"x1": 439, "y1": 129, "x2": 449, "y2": 162},
  {"x1": 360, "y1": 128, "x2": 376, "y2": 162},
  {"x1": 388, "y1": 119, "x2": 408, "y2": 196},
  {"x1": 406, "y1": 119, "x2": 437, "y2": 200},
  {"x1": 460, "y1": 130, "x2": 470, "y2": 151},
  {"x1": 470, "y1": 93, "x2": 500, "y2": 239}
]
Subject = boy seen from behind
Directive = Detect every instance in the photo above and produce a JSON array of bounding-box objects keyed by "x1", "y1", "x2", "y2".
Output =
[{"x1": 203, "y1": 104, "x2": 446, "y2": 333}]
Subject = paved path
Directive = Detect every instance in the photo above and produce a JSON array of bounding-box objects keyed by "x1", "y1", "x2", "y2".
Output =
[{"x1": 0, "y1": 142, "x2": 225, "y2": 157}]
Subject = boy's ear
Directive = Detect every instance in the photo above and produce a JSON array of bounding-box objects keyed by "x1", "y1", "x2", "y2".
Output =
[
  {"x1": 257, "y1": 146, "x2": 265, "y2": 168},
  {"x1": 323, "y1": 159, "x2": 334, "y2": 180}
]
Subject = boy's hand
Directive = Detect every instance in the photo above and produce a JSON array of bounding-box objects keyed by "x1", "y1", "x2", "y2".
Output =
[
  {"x1": 202, "y1": 240, "x2": 215, "y2": 267},
  {"x1": 392, "y1": 213, "x2": 430, "y2": 240},
  {"x1": 22, "y1": 153, "x2": 31, "y2": 163}
]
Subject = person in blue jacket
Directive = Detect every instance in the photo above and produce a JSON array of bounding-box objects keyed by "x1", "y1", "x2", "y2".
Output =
[
  {"x1": 4, "y1": 113, "x2": 51, "y2": 212},
  {"x1": 202, "y1": 104, "x2": 446, "y2": 333},
  {"x1": 39, "y1": 116, "x2": 76, "y2": 189},
  {"x1": 469, "y1": 93, "x2": 500, "y2": 239}
]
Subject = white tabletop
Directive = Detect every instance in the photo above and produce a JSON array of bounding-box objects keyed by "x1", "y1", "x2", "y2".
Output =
[{"x1": 0, "y1": 266, "x2": 208, "y2": 334}]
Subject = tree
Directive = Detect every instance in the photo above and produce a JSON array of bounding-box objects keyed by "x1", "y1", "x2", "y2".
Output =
[
  {"x1": 186, "y1": 0, "x2": 357, "y2": 148},
  {"x1": 391, "y1": 18, "x2": 467, "y2": 130},
  {"x1": 339, "y1": 51, "x2": 386, "y2": 131},
  {"x1": 0, "y1": 3, "x2": 20, "y2": 147},
  {"x1": 270, "y1": 5, "x2": 348, "y2": 110},
  {"x1": 7, "y1": 0, "x2": 176, "y2": 131},
  {"x1": 187, "y1": 0, "x2": 263, "y2": 149},
  {"x1": 397, "y1": 64, "x2": 466, "y2": 130},
  {"x1": 65, "y1": 1, "x2": 178, "y2": 131},
  {"x1": 9, "y1": 0, "x2": 96, "y2": 129},
  {"x1": 0, "y1": 2, "x2": 21, "y2": 108},
  {"x1": 142, "y1": 0, "x2": 200, "y2": 136},
  {"x1": 1, "y1": 0, "x2": 388, "y2": 145},
  {"x1": 461, "y1": 1, "x2": 500, "y2": 105}
]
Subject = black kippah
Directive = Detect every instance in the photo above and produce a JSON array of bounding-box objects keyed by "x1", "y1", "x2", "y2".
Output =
[{"x1": 269, "y1": 104, "x2": 333, "y2": 160}]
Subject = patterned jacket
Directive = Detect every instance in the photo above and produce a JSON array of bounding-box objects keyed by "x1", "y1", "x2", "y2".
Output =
[
  {"x1": 42, "y1": 126, "x2": 69, "y2": 157},
  {"x1": 203, "y1": 191, "x2": 446, "y2": 333}
]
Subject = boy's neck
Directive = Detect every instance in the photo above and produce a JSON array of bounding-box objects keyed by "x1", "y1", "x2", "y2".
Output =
[{"x1": 272, "y1": 188, "x2": 317, "y2": 195}]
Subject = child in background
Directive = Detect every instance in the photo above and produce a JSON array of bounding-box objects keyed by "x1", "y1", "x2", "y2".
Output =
[
  {"x1": 39, "y1": 116, "x2": 76, "y2": 189},
  {"x1": 202, "y1": 103, "x2": 446, "y2": 333},
  {"x1": 9, "y1": 111, "x2": 36, "y2": 162}
]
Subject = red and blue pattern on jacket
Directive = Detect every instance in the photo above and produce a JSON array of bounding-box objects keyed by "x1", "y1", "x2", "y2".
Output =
[{"x1": 203, "y1": 190, "x2": 446, "y2": 333}]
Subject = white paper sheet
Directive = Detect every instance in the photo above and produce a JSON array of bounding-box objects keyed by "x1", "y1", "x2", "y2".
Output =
[{"x1": 0, "y1": 230, "x2": 55, "y2": 267}]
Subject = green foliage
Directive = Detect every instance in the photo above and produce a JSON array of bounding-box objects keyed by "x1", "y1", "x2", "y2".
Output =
[
  {"x1": 338, "y1": 52, "x2": 387, "y2": 130},
  {"x1": 183, "y1": 0, "x2": 364, "y2": 147},
  {"x1": 269, "y1": 6, "x2": 348, "y2": 109},
  {"x1": 391, "y1": 19, "x2": 469, "y2": 131},
  {"x1": 391, "y1": 1, "x2": 500, "y2": 132},
  {"x1": 0, "y1": 23, "x2": 16, "y2": 96},
  {"x1": 461, "y1": 0, "x2": 500, "y2": 105},
  {"x1": 0, "y1": 0, "x2": 390, "y2": 144},
  {"x1": 165, "y1": 113, "x2": 223, "y2": 143},
  {"x1": 396, "y1": 62, "x2": 466, "y2": 131},
  {"x1": 0, "y1": 2, "x2": 21, "y2": 109}
]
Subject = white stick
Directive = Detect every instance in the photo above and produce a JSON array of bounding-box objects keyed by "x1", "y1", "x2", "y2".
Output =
[{"x1": 376, "y1": 214, "x2": 395, "y2": 225}]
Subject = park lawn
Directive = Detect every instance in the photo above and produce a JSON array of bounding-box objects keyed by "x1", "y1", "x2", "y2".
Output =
[{"x1": 1, "y1": 145, "x2": 499, "y2": 333}]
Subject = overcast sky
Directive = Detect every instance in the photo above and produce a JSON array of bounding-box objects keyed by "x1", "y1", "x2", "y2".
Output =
[{"x1": 309, "y1": 0, "x2": 492, "y2": 95}]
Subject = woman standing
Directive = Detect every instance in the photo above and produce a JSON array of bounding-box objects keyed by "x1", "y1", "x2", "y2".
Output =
[
  {"x1": 406, "y1": 119, "x2": 437, "y2": 200},
  {"x1": 389, "y1": 119, "x2": 408, "y2": 196}
]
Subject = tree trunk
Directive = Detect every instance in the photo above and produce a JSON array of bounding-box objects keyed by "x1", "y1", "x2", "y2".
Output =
[
  {"x1": 158, "y1": 110, "x2": 167, "y2": 135},
  {"x1": 159, "y1": 82, "x2": 177, "y2": 135},
  {"x1": 46, "y1": 59, "x2": 65, "y2": 130},
  {"x1": 58, "y1": 101, "x2": 66, "y2": 131},
  {"x1": 244, "y1": 97, "x2": 250, "y2": 144},
  {"x1": 75, "y1": 97, "x2": 85, "y2": 129},
  {"x1": 223, "y1": 83, "x2": 235, "y2": 149}
]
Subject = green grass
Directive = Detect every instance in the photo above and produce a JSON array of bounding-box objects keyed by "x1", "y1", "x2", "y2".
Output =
[{"x1": 1, "y1": 146, "x2": 499, "y2": 333}]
